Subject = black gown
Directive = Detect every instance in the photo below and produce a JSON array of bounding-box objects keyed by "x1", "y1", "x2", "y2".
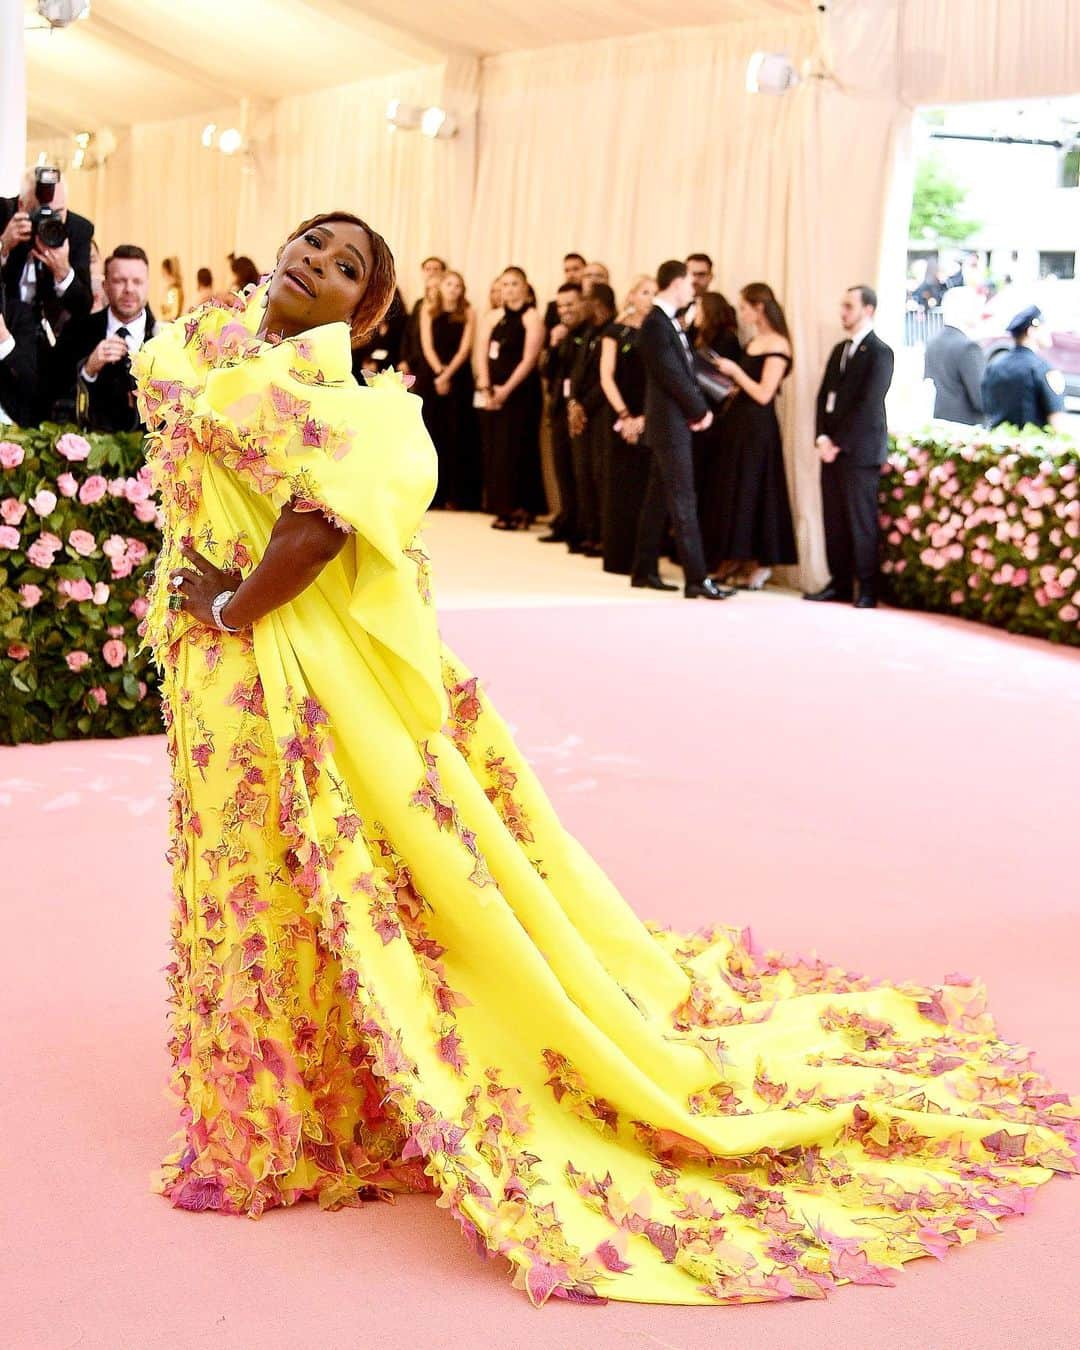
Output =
[
  {"x1": 600, "y1": 323, "x2": 650, "y2": 575},
  {"x1": 700, "y1": 349, "x2": 798, "y2": 568},
  {"x1": 426, "y1": 311, "x2": 481, "y2": 510},
  {"x1": 483, "y1": 304, "x2": 543, "y2": 520}
]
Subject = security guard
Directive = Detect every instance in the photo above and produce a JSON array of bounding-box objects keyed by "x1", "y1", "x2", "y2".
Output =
[{"x1": 981, "y1": 305, "x2": 1067, "y2": 431}]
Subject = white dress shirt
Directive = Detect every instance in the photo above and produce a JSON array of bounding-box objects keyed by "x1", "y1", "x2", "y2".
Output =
[
  {"x1": 654, "y1": 294, "x2": 694, "y2": 364},
  {"x1": 19, "y1": 255, "x2": 75, "y2": 306},
  {"x1": 841, "y1": 319, "x2": 875, "y2": 373},
  {"x1": 81, "y1": 308, "x2": 148, "y2": 383}
]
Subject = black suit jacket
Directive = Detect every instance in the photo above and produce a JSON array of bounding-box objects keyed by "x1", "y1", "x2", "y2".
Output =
[
  {"x1": 0, "y1": 197, "x2": 94, "y2": 334},
  {"x1": 815, "y1": 329, "x2": 894, "y2": 466},
  {"x1": 638, "y1": 305, "x2": 708, "y2": 451},
  {"x1": 51, "y1": 306, "x2": 158, "y2": 432},
  {"x1": 0, "y1": 294, "x2": 39, "y2": 426}
]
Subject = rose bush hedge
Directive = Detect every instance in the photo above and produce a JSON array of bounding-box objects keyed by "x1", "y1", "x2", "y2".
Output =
[
  {"x1": 0, "y1": 425, "x2": 161, "y2": 743},
  {"x1": 881, "y1": 425, "x2": 1080, "y2": 646}
]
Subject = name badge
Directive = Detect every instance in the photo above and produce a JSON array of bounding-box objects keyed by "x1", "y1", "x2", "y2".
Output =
[
  {"x1": 825, "y1": 391, "x2": 837, "y2": 414},
  {"x1": 488, "y1": 340, "x2": 500, "y2": 361},
  {"x1": 371, "y1": 348, "x2": 388, "y2": 362},
  {"x1": 562, "y1": 378, "x2": 571, "y2": 399},
  {"x1": 473, "y1": 390, "x2": 488, "y2": 410}
]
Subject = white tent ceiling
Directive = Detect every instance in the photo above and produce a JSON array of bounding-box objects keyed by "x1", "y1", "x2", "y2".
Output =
[{"x1": 24, "y1": 0, "x2": 813, "y2": 137}]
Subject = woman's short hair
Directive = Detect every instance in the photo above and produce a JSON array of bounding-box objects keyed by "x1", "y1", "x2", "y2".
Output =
[
  {"x1": 280, "y1": 212, "x2": 396, "y2": 347},
  {"x1": 196, "y1": 267, "x2": 213, "y2": 288}
]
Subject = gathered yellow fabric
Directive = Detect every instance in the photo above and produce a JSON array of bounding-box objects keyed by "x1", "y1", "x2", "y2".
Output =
[{"x1": 132, "y1": 289, "x2": 1077, "y2": 1307}]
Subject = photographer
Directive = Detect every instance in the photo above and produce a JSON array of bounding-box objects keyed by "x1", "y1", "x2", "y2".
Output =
[
  {"x1": 51, "y1": 245, "x2": 157, "y2": 433},
  {"x1": 1, "y1": 167, "x2": 94, "y2": 423},
  {"x1": 0, "y1": 281, "x2": 38, "y2": 428}
]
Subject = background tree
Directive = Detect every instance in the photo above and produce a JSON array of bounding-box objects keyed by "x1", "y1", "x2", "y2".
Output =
[{"x1": 910, "y1": 154, "x2": 981, "y2": 243}]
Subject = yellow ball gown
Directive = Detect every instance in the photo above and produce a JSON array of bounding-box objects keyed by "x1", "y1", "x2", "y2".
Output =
[{"x1": 132, "y1": 288, "x2": 1077, "y2": 1307}]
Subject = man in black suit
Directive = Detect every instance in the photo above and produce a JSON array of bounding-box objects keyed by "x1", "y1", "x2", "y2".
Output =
[
  {"x1": 631, "y1": 260, "x2": 733, "y2": 600},
  {"x1": 51, "y1": 245, "x2": 157, "y2": 433},
  {"x1": 0, "y1": 285, "x2": 39, "y2": 428},
  {"x1": 0, "y1": 170, "x2": 93, "y2": 422},
  {"x1": 543, "y1": 253, "x2": 587, "y2": 335},
  {"x1": 539, "y1": 281, "x2": 588, "y2": 548},
  {"x1": 806, "y1": 285, "x2": 895, "y2": 609}
]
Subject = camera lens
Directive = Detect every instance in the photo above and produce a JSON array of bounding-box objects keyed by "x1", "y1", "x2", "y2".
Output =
[{"x1": 36, "y1": 211, "x2": 68, "y2": 250}]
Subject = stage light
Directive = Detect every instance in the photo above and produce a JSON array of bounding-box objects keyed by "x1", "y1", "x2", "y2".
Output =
[
  {"x1": 36, "y1": 0, "x2": 91, "y2": 27},
  {"x1": 386, "y1": 100, "x2": 422, "y2": 132},
  {"x1": 217, "y1": 128, "x2": 243, "y2": 155},
  {"x1": 746, "y1": 52, "x2": 799, "y2": 95},
  {"x1": 420, "y1": 106, "x2": 457, "y2": 139}
]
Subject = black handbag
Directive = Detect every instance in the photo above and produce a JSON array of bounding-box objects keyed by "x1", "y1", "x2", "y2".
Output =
[{"x1": 693, "y1": 350, "x2": 734, "y2": 406}]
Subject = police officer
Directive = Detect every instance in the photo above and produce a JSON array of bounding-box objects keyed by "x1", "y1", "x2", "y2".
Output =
[{"x1": 981, "y1": 305, "x2": 1067, "y2": 431}]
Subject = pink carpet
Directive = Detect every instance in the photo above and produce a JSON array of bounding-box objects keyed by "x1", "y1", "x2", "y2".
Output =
[{"x1": 2, "y1": 594, "x2": 1078, "y2": 1349}]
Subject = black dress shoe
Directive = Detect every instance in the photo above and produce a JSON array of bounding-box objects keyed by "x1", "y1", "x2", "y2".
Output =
[
  {"x1": 582, "y1": 543, "x2": 603, "y2": 558},
  {"x1": 684, "y1": 578, "x2": 735, "y2": 600},
  {"x1": 539, "y1": 532, "x2": 566, "y2": 544},
  {"x1": 566, "y1": 541, "x2": 586, "y2": 554},
  {"x1": 631, "y1": 574, "x2": 678, "y2": 591},
  {"x1": 803, "y1": 585, "x2": 852, "y2": 603},
  {"x1": 854, "y1": 594, "x2": 878, "y2": 609}
]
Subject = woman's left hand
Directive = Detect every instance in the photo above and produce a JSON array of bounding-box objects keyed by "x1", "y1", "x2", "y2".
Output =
[
  {"x1": 168, "y1": 544, "x2": 242, "y2": 626},
  {"x1": 713, "y1": 357, "x2": 738, "y2": 378}
]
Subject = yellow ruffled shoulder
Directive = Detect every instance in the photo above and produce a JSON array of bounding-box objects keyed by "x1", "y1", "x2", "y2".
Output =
[{"x1": 134, "y1": 288, "x2": 447, "y2": 732}]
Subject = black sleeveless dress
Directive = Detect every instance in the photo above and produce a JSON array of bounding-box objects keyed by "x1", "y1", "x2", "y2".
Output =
[
  {"x1": 427, "y1": 311, "x2": 480, "y2": 510},
  {"x1": 700, "y1": 349, "x2": 797, "y2": 568},
  {"x1": 483, "y1": 304, "x2": 543, "y2": 519},
  {"x1": 601, "y1": 323, "x2": 650, "y2": 575}
]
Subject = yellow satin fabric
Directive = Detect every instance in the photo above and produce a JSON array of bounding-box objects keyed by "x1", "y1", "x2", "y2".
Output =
[{"x1": 131, "y1": 290, "x2": 1077, "y2": 1306}]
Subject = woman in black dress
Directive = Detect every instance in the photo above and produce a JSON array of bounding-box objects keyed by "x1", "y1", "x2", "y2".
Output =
[
  {"x1": 475, "y1": 267, "x2": 545, "y2": 530},
  {"x1": 700, "y1": 282, "x2": 797, "y2": 590},
  {"x1": 691, "y1": 292, "x2": 743, "y2": 509},
  {"x1": 419, "y1": 270, "x2": 479, "y2": 510},
  {"x1": 597, "y1": 275, "x2": 657, "y2": 574}
]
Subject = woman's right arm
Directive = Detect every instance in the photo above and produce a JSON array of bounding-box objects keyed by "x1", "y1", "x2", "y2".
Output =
[
  {"x1": 475, "y1": 310, "x2": 495, "y2": 394},
  {"x1": 599, "y1": 335, "x2": 628, "y2": 417},
  {"x1": 419, "y1": 308, "x2": 442, "y2": 374}
]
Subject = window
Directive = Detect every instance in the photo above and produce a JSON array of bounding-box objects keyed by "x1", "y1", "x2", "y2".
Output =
[
  {"x1": 1062, "y1": 146, "x2": 1080, "y2": 189},
  {"x1": 1039, "y1": 251, "x2": 1076, "y2": 280}
]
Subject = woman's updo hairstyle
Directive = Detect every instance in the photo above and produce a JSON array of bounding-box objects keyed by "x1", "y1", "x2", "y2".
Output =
[{"x1": 278, "y1": 211, "x2": 397, "y2": 348}]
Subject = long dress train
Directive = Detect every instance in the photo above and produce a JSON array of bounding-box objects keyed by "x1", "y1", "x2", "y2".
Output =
[{"x1": 133, "y1": 291, "x2": 1077, "y2": 1308}]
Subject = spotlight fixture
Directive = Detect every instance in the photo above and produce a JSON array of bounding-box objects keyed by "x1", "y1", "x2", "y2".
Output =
[
  {"x1": 217, "y1": 128, "x2": 244, "y2": 155},
  {"x1": 386, "y1": 100, "x2": 422, "y2": 132},
  {"x1": 35, "y1": 0, "x2": 92, "y2": 27},
  {"x1": 745, "y1": 52, "x2": 799, "y2": 95},
  {"x1": 420, "y1": 106, "x2": 457, "y2": 139}
]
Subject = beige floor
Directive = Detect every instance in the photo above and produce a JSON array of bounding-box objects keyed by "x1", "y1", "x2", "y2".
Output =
[{"x1": 423, "y1": 510, "x2": 798, "y2": 610}]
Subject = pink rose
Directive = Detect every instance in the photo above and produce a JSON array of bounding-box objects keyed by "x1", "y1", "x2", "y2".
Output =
[
  {"x1": 106, "y1": 624, "x2": 124, "y2": 637},
  {"x1": 110, "y1": 556, "x2": 133, "y2": 579},
  {"x1": 1046, "y1": 580, "x2": 1066, "y2": 600},
  {"x1": 102, "y1": 638, "x2": 127, "y2": 668},
  {"x1": 6, "y1": 642, "x2": 30, "y2": 661},
  {"x1": 1011, "y1": 568, "x2": 1029, "y2": 588},
  {"x1": 107, "y1": 478, "x2": 127, "y2": 497},
  {"x1": 57, "y1": 472, "x2": 78, "y2": 497},
  {"x1": 133, "y1": 499, "x2": 157, "y2": 524},
  {"x1": 137, "y1": 680, "x2": 147, "y2": 700},
  {"x1": 92, "y1": 582, "x2": 110, "y2": 604},
  {"x1": 68, "y1": 529, "x2": 97, "y2": 557},
  {"x1": 887, "y1": 530, "x2": 901, "y2": 546},
  {"x1": 102, "y1": 534, "x2": 127, "y2": 559},
  {"x1": 60, "y1": 579, "x2": 94, "y2": 602},
  {"x1": 26, "y1": 539, "x2": 57, "y2": 568},
  {"x1": 56, "y1": 433, "x2": 91, "y2": 462},
  {"x1": 29, "y1": 489, "x2": 58, "y2": 517},
  {"x1": 78, "y1": 475, "x2": 108, "y2": 505},
  {"x1": 1040, "y1": 564, "x2": 1058, "y2": 583},
  {"x1": 123, "y1": 477, "x2": 151, "y2": 503},
  {"x1": 0, "y1": 524, "x2": 20, "y2": 550},
  {"x1": 950, "y1": 590, "x2": 964, "y2": 605},
  {"x1": 66, "y1": 650, "x2": 91, "y2": 672},
  {"x1": 19, "y1": 584, "x2": 42, "y2": 608},
  {"x1": 1059, "y1": 566, "x2": 1077, "y2": 588},
  {"x1": 0, "y1": 497, "x2": 25, "y2": 524},
  {"x1": 1059, "y1": 604, "x2": 1079, "y2": 624},
  {"x1": 88, "y1": 686, "x2": 108, "y2": 707},
  {"x1": 129, "y1": 596, "x2": 149, "y2": 619},
  {"x1": 124, "y1": 537, "x2": 148, "y2": 564},
  {"x1": 137, "y1": 465, "x2": 153, "y2": 485},
  {"x1": 1035, "y1": 586, "x2": 1048, "y2": 606},
  {"x1": 0, "y1": 442, "x2": 25, "y2": 469}
]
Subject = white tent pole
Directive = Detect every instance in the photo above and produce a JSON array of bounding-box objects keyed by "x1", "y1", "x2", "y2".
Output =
[{"x1": 0, "y1": 0, "x2": 27, "y2": 195}]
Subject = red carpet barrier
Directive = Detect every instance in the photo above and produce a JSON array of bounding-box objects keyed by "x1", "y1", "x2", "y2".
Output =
[
  {"x1": 0, "y1": 425, "x2": 161, "y2": 744},
  {"x1": 881, "y1": 425, "x2": 1080, "y2": 646}
]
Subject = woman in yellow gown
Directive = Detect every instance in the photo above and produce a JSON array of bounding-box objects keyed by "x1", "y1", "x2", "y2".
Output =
[{"x1": 133, "y1": 212, "x2": 1077, "y2": 1308}]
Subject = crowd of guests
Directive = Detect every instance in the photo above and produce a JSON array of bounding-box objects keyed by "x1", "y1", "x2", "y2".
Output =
[{"x1": 1, "y1": 166, "x2": 895, "y2": 607}]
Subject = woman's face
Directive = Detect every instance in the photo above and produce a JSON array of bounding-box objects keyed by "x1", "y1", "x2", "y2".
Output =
[
  {"x1": 737, "y1": 296, "x2": 762, "y2": 331},
  {"x1": 500, "y1": 271, "x2": 526, "y2": 308},
  {"x1": 632, "y1": 279, "x2": 657, "y2": 314},
  {"x1": 441, "y1": 273, "x2": 464, "y2": 308},
  {"x1": 266, "y1": 220, "x2": 373, "y2": 333}
]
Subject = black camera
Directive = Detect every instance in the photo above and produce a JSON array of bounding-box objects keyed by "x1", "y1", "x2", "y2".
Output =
[{"x1": 30, "y1": 166, "x2": 68, "y2": 250}]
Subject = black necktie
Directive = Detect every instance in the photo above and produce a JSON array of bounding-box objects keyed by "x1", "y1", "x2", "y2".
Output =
[
  {"x1": 839, "y1": 339, "x2": 852, "y2": 375},
  {"x1": 116, "y1": 326, "x2": 131, "y2": 342}
]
